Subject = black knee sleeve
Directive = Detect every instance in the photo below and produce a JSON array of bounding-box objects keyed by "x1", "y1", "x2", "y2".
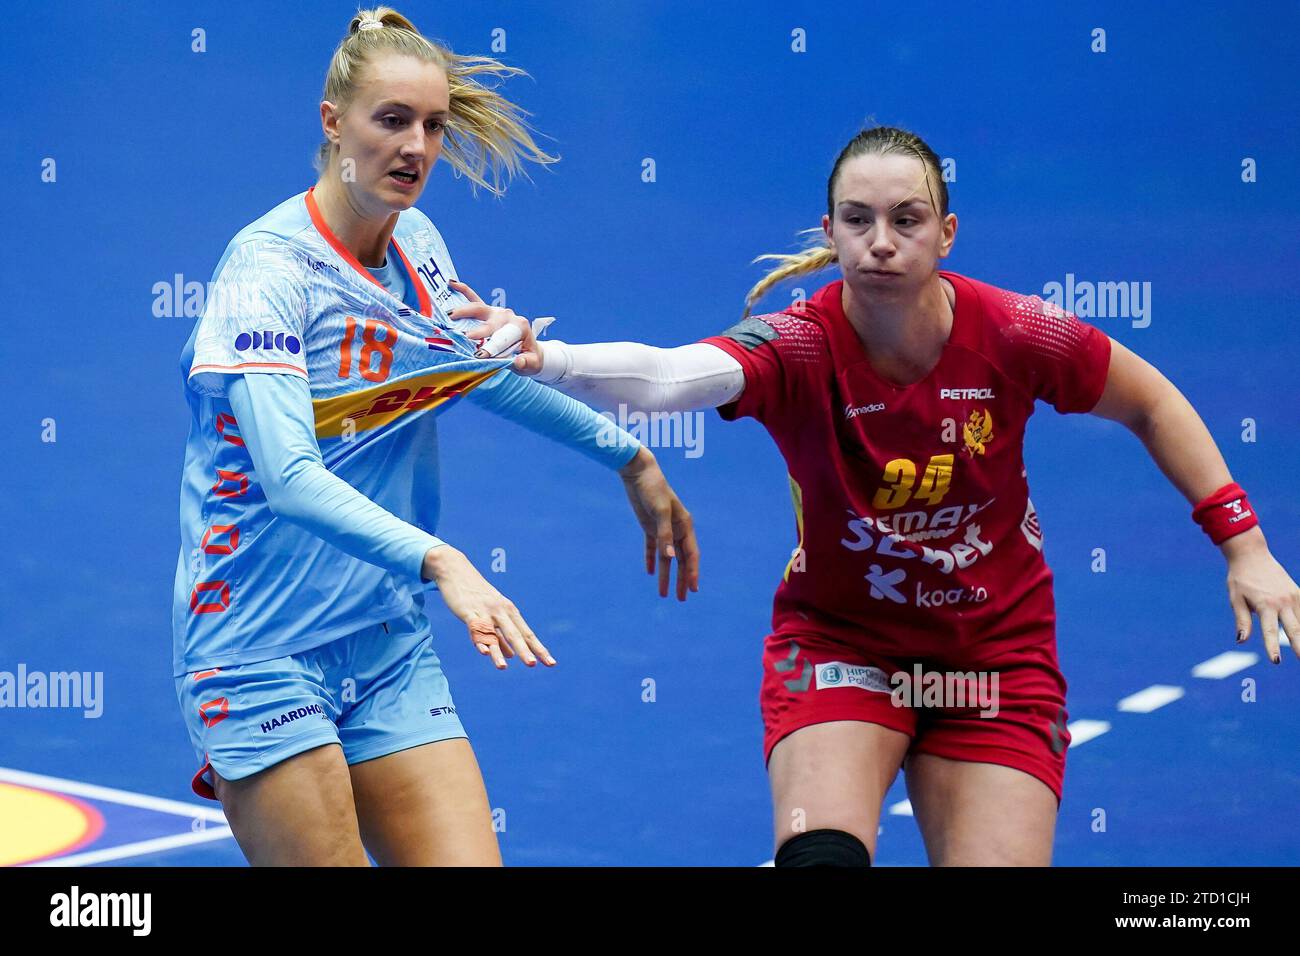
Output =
[{"x1": 775, "y1": 829, "x2": 872, "y2": 867}]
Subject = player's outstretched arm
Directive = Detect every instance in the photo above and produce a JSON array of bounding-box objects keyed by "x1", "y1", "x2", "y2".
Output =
[
  {"x1": 448, "y1": 280, "x2": 745, "y2": 413},
  {"x1": 1089, "y1": 338, "x2": 1300, "y2": 663},
  {"x1": 529, "y1": 339, "x2": 744, "y2": 414},
  {"x1": 618, "y1": 446, "x2": 700, "y2": 601},
  {"x1": 419, "y1": 546, "x2": 554, "y2": 669},
  {"x1": 228, "y1": 372, "x2": 550, "y2": 669},
  {"x1": 448, "y1": 281, "x2": 702, "y2": 598}
]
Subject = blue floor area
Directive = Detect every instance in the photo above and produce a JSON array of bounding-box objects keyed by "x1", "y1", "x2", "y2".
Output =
[{"x1": 2, "y1": 1, "x2": 1297, "y2": 865}]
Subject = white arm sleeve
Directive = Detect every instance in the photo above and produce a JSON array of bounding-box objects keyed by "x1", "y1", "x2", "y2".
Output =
[{"x1": 532, "y1": 340, "x2": 744, "y2": 413}]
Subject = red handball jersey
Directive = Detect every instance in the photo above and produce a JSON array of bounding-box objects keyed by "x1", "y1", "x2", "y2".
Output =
[{"x1": 701, "y1": 272, "x2": 1112, "y2": 663}]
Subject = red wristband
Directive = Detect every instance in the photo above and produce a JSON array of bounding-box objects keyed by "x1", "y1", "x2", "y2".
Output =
[{"x1": 1192, "y1": 482, "x2": 1259, "y2": 545}]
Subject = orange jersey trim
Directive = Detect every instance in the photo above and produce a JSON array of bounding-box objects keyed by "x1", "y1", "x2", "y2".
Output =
[{"x1": 305, "y1": 187, "x2": 433, "y2": 318}]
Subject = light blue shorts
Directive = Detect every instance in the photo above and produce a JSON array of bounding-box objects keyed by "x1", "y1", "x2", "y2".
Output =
[{"x1": 176, "y1": 605, "x2": 465, "y2": 800}]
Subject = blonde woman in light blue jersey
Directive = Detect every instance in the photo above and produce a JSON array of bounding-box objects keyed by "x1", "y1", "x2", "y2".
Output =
[{"x1": 174, "y1": 7, "x2": 698, "y2": 866}]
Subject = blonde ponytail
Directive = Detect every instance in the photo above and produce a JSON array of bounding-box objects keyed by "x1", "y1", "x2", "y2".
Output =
[
  {"x1": 440, "y1": 53, "x2": 557, "y2": 195},
  {"x1": 318, "y1": 6, "x2": 557, "y2": 194},
  {"x1": 743, "y1": 230, "x2": 838, "y2": 318}
]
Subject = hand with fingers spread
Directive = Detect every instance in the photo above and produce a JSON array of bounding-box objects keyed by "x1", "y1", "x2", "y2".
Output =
[
  {"x1": 1222, "y1": 530, "x2": 1300, "y2": 664},
  {"x1": 446, "y1": 279, "x2": 544, "y2": 374},
  {"x1": 421, "y1": 545, "x2": 554, "y2": 670},
  {"x1": 618, "y1": 447, "x2": 700, "y2": 601}
]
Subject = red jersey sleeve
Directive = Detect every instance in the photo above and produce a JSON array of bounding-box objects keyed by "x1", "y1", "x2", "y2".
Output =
[
  {"x1": 982, "y1": 286, "x2": 1113, "y2": 414},
  {"x1": 700, "y1": 312, "x2": 828, "y2": 424}
]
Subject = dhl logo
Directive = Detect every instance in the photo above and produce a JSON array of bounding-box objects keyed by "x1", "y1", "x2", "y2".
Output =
[{"x1": 313, "y1": 366, "x2": 503, "y2": 439}]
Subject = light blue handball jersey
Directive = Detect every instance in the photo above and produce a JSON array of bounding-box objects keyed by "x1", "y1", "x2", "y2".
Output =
[{"x1": 173, "y1": 188, "x2": 636, "y2": 676}]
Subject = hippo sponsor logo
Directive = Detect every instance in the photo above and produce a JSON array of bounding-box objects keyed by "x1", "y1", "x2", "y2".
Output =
[{"x1": 814, "y1": 662, "x2": 892, "y2": 693}]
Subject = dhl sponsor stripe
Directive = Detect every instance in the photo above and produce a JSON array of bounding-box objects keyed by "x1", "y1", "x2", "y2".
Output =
[{"x1": 312, "y1": 366, "x2": 503, "y2": 438}]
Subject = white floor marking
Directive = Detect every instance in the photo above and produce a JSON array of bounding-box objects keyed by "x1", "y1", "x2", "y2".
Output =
[
  {"x1": 1117, "y1": 685, "x2": 1185, "y2": 713},
  {"x1": 0, "y1": 766, "x2": 234, "y2": 865},
  {"x1": 888, "y1": 799, "x2": 914, "y2": 817},
  {"x1": 1191, "y1": 651, "x2": 1259, "y2": 679},
  {"x1": 0, "y1": 767, "x2": 227, "y2": 822},
  {"x1": 1066, "y1": 719, "x2": 1112, "y2": 747},
  {"x1": 29, "y1": 827, "x2": 236, "y2": 867}
]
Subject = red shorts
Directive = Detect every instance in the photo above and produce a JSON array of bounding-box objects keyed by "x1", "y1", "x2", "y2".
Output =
[{"x1": 761, "y1": 631, "x2": 1071, "y2": 802}]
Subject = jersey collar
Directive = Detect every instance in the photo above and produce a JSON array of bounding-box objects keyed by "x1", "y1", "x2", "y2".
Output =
[
  {"x1": 814, "y1": 271, "x2": 980, "y2": 379},
  {"x1": 304, "y1": 186, "x2": 433, "y2": 318}
]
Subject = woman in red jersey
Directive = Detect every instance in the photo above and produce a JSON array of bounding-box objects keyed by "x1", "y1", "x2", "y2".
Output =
[{"x1": 469, "y1": 126, "x2": 1300, "y2": 866}]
